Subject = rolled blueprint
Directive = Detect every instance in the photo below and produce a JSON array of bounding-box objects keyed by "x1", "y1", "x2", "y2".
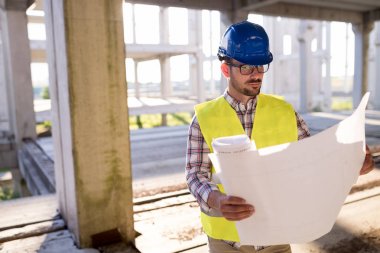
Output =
[{"x1": 212, "y1": 134, "x2": 254, "y2": 154}]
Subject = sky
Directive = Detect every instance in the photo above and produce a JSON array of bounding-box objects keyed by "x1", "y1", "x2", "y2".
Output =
[{"x1": 26, "y1": 4, "x2": 356, "y2": 88}]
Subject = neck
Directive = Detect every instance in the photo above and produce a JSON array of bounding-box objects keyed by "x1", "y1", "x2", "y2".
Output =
[{"x1": 226, "y1": 89, "x2": 257, "y2": 106}]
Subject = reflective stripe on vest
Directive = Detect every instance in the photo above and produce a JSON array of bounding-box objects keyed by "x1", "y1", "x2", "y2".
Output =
[{"x1": 194, "y1": 93, "x2": 298, "y2": 242}]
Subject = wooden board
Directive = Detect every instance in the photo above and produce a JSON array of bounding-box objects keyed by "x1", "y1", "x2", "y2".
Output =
[
  {"x1": 0, "y1": 219, "x2": 65, "y2": 243},
  {"x1": 0, "y1": 230, "x2": 83, "y2": 253},
  {"x1": 0, "y1": 194, "x2": 58, "y2": 231}
]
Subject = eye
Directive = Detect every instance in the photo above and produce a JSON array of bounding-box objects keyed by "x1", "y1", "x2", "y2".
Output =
[{"x1": 240, "y1": 65, "x2": 253, "y2": 72}]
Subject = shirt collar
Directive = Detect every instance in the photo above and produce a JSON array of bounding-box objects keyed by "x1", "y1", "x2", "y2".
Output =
[{"x1": 223, "y1": 89, "x2": 257, "y2": 112}]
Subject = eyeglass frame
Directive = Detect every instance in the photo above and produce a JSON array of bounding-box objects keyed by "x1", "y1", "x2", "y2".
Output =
[{"x1": 225, "y1": 61, "x2": 270, "y2": 75}]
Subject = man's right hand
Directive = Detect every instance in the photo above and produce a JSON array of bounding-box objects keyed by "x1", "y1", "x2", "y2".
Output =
[{"x1": 207, "y1": 190, "x2": 255, "y2": 221}]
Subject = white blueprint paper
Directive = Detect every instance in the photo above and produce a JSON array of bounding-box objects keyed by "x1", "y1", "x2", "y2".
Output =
[{"x1": 208, "y1": 93, "x2": 369, "y2": 246}]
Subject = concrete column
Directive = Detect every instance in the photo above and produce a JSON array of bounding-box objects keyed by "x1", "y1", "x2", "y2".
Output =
[
  {"x1": 0, "y1": 29, "x2": 9, "y2": 131},
  {"x1": 159, "y1": 7, "x2": 171, "y2": 98},
  {"x1": 219, "y1": 13, "x2": 233, "y2": 94},
  {"x1": 219, "y1": 10, "x2": 249, "y2": 95},
  {"x1": 44, "y1": 0, "x2": 134, "y2": 248},
  {"x1": 189, "y1": 10, "x2": 205, "y2": 102},
  {"x1": 324, "y1": 22, "x2": 332, "y2": 110},
  {"x1": 352, "y1": 21, "x2": 374, "y2": 108},
  {"x1": 195, "y1": 51, "x2": 205, "y2": 102},
  {"x1": 188, "y1": 9, "x2": 203, "y2": 98},
  {"x1": 298, "y1": 20, "x2": 314, "y2": 113},
  {"x1": 208, "y1": 14, "x2": 216, "y2": 96},
  {"x1": 134, "y1": 61, "x2": 140, "y2": 98},
  {"x1": 374, "y1": 23, "x2": 380, "y2": 109},
  {"x1": 160, "y1": 55, "x2": 171, "y2": 98},
  {"x1": 0, "y1": 1, "x2": 36, "y2": 145}
]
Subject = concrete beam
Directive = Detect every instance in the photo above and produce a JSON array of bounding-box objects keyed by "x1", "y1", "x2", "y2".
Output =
[
  {"x1": 29, "y1": 39, "x2": 199, "y2": 62},
  {"x1": 333, "y1": 0, "x2": 380, "y2": 6},
  {"x1": 27, "y1": 13, "x2": 45, "y2": 23},
  {"x1": 273, "y1": 0, "x2": 375, "y2": 12},
  {"x1": 126, "y1": 43, "x2": 198, "y2": 60},
  {"x1": 0, "y1": 0, "x2": 35, "y2": 11},
  {"x1": 247, "y1": 2, "x2": 363, "y2": 24},
  {"x1": 367, "y1": 9, "x2": 380, "y2": 22},
  {"x1": 125, "y1": 0, "x2": 233, "y2": 12},
  {"x1": 44, "y1": 0, "x2": 134, "y2": 248}
]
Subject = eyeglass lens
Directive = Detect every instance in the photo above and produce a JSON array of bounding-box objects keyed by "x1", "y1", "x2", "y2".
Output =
[{"x1": 240, "y1": 65, "x2": 269, "y2": 74}]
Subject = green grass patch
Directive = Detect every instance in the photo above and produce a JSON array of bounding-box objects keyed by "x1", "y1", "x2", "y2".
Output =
[
  {"x1": 331, "y1": 99, "x2": 352, "y2": 111},
  {"x1": 129, "y1": 112, "x2": 192, "y2": 130},
  {"x1": 0, "y1": 167, "x2": 9, "y2": 173},
  {"x1": 0, "y1": 187, "x2": 18, "y2": 201},
  {"x1": 0, "y1": 168, "x2": 18, "y2": 201},
  {"x1": 36, "y1": 121, "x2": 52, "y2": 137}
]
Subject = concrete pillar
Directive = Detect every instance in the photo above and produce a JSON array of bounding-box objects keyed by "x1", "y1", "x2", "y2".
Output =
[
  {"x1": 219, "y1": 10, "x2": 249, "y2": 94},
  {"x1": 374, "y1": 23, "x2": 380, "y2": 109},
  {"x1": 298, "y1": 20, "x2": 314, "y2": 113},
  {"x1": 352, "y1": 21, "x2": 374, "y2": 108},
  {"x1": 195, "y1": 51, "x2": 205, "y2": 102},
  {"x1": 324, "y1": 22, "x2": 332, "y2": 110},
  {"x1": 208, "y1": 15, "x2": 216, "y2": 96},
  {"x1": 0, "y1": 28, "x2": 9, "y2": 132},
  {"x1": 134, "y1": 61, "x2": 140, "y2": 98},
  {"x1": 160, "y1": 55, "x2": 171, "y2": 98},
  {"x1": 0, "y1": 0, "x2": 36, "y2": 145},
  {"x1": 188, "y1": 9, "x2": 204, "y2": 101},
  {"x1": 159, "y1": 7, "x2": 171, "y2": 98},
  {"x1": 188, "y1": 10, "x2": 202, "y2": 98},
  {"x1": 44, "y1": 0, "x2": 134, "y2": 247}
]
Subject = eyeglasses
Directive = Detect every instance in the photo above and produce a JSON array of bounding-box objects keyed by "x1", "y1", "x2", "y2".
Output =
[{"x1": 226, "y1": 62, "x2": 270, "y2": 75}]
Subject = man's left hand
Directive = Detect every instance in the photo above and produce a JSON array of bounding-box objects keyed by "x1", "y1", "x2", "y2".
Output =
[{"x1": 360, "y1": 145, "x2": 375, "y2": 175}]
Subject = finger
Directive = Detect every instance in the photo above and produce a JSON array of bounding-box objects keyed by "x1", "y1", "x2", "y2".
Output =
[
  {"x1": 220, "y1": 204, "x2": 255, "y2": 213},
  {"x1": 221, "y1": 196, "x2": 248, "y2": 205},
  {"x1": 360, "y1": 155, "x2": 375, "y2": 175},
  {"x1": 223, "y1": 210, "x2": 255, "y2": 221}
]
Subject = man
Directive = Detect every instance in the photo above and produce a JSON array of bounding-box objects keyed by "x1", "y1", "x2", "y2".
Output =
[{"x1": 185, "y1": 21, "x2": 374, "y2": 253}]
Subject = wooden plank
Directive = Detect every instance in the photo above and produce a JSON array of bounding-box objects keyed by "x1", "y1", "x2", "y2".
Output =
[
  {"x1": 0, "y1": 194, "x2": 58, "y2": 231},
  {"x1": 134, "y1": 193, "x2": 195, "y2": 213},
  {"x1": 23, "y1": 139, "x2": 55, "y2": 191},
  {"x1": 133, "y1": 189, "x2": 189, "y2": 205},
  {"x1": 19, "y1": 151, "x2": 51, "y2": 195},
  {"x1": 0, "y1": 219, "x2": 65, "y2": 243},
  {"x1": 0, "y1": 230, "x2": 84, "y2": 253}
]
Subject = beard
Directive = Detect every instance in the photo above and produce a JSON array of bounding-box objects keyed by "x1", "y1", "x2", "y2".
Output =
[
  {"x1": 241, "y1": 87, "x2": 261, "y2": 96},
  {"x1": 230, "y1": 78, "x2": 262, "y2": 97}
]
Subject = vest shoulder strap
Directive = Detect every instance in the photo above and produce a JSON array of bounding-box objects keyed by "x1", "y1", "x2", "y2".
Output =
[{"x1": 195, "y1": 96, "x2": 244, "y2": 152}]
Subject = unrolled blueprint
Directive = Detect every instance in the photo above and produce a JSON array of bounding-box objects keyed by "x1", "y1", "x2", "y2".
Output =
[{"x1": 208, "y1": 93, "x2": 370, "y2": 246}]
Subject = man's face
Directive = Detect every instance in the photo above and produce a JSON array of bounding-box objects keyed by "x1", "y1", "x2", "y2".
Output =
[{"x1": 224, "y1": 59, "x2": 265, "y2": 99}]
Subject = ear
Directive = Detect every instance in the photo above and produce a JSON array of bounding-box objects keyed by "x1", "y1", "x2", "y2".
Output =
[{"x1": 221, "y1": 63, "x2": 230, "y2": 78}]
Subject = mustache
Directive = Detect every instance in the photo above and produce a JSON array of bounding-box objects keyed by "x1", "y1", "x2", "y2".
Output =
[{"x1": 245, "y1": 78, "x2": 262, "y2": 84}]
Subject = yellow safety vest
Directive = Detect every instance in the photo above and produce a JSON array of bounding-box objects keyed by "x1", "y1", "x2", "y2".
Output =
[{"x1": 194, "y1": 93, "x2": 298, "y2": 242}]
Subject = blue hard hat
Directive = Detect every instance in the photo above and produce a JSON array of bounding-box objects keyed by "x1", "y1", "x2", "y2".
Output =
[{"x1": 217, "y1": 21, "x2": 273, "y2": 65}]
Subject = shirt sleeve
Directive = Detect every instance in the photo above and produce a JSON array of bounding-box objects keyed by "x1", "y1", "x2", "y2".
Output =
[
  {"x1": 295, "y1": 112, "x2": 311, "y2": 140},
  {"x1": 185, "y1": 115, "x2": 219, "y2": 212}
]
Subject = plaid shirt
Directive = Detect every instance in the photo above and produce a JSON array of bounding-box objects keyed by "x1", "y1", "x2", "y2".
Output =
[{"x1": 185, "y1": 91, "x2": 310, "y2": 249}]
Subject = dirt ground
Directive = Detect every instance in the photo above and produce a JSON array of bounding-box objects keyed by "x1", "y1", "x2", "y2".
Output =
[{"x1": 323, "y1": 228, "x2": 380, "y2": 253}]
